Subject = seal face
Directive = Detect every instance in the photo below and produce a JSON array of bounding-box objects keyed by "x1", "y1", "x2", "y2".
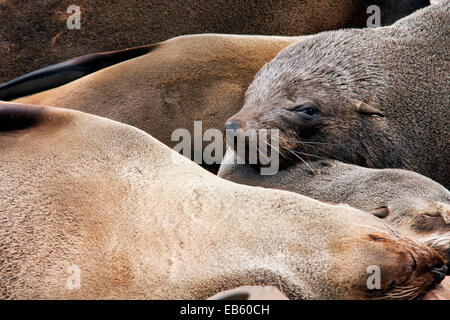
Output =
[
  {"x1": 225, "y1": 3, "x2": 449, "y2": 187},
  {"x1": 226, "y1": 79, "x2": 396, "y2": 171},
  {"x1": 225, "y1": 29, "x2": 401, "y2": 171}
]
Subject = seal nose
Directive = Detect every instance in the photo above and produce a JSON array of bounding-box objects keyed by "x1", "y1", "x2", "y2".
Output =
[
  {"x1": 224, "y1": 120, "x2": 242, "y2": 147},
  {"x1": 225, "y1": 120, "x2": 241, "y2": 132},
  {"x1": 431, "y1": 265, "x2": 448, "y2": 284}
]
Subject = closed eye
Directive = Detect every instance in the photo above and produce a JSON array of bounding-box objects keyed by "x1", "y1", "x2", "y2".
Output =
[
  {"x1": 292, "y1": 105, "x2": 320, "y2": 119},
  {"x1": 424, "y1": 212, "x2": 441, "y2": 218}
]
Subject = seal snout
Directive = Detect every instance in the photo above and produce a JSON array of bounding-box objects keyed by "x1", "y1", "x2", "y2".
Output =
[
  {"x1": 365, "y1": 233, "x2": 448, "y2": 299},
  {"x1": 224, "y1": 119, "x2": 243, "y2": 147},
  {"x1": 431, "y1": 265, "x2": 448, "y2": 284},
  {"x1": 225, "y1": 119, "x2": 242, "y2": 132}
]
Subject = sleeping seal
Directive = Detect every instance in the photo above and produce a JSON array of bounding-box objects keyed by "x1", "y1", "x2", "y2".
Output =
[
  {"x1": 0, "y1": 101, "x2": 446, "y2": 299},
  {"x1": 219, "y1": 152, "x2": 450, "y2": 267},
  {"x1": 11, "y1": 34, "x2": 299, "y2": 173}
]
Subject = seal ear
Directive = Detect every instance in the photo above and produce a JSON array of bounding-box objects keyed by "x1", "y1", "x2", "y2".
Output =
[
  {"x1": 436, "y1": 202, "x2": 450, "y2": 224},
  {"x1": 0, "y1": 102, "x2": 46, "y2": 132},
  {"x1": 354, "y1": 100, "x2": 385, "y2": 117},
  {"x1": 369, "y1": 206, "x2": 390, "y2": 218}
]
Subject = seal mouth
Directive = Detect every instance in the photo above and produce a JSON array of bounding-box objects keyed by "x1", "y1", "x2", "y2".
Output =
[{"x1": 226, "y1": 127, "x2": 325, "y2": 171}]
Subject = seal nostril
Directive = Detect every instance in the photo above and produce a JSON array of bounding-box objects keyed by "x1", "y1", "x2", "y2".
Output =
[
  {"x1": 225, "y1": 120, "x2": 242, "y2": 146},
  {"x1": 431, "y1": 265, "x2": 448, "y2": 284},
  {"x1": 225, "y1": 120, "x2": 241, "y2": 132}
]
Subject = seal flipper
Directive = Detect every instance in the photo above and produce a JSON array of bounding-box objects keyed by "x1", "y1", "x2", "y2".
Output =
[
  {"x1": 0, "y1": 102, "x2": 46, "y2": 132},
  {"x1": 0, "y1": 44, "x2": 158, "y2": 101},
  {"x1": 0, "y1": 101, "x2": 70, "y2": 136}
]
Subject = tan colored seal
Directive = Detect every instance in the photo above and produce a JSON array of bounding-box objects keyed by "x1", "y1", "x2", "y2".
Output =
[
  {"x1": 0, "y1": 101, "x2": 446, "y2": 300},
  {"x1": 14, "y1": 34, "x2": 298, "y2": 172},
  {"x1": 225, "y1": 3, "x2": 449, "y2": 187},
  {"x1": 219, "y1": 153, "x2": 450, "y2": 267}
]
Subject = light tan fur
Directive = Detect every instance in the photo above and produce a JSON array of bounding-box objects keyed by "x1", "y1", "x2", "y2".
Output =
[
  {"x1": 0, "y1": 102, "x2": 445, "y2": 300},
  {"x1": 219, "y1": 153, "x2": 450, "y2": 266}
]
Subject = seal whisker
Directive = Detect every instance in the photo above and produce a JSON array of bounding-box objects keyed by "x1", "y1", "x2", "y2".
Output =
[
  {"x1": 382, "y1": 286, "x2": 421, "y2": 300},
  {"x1": 281, "y1": 146, "x2": 319, "y2": 175},
  {"x1": 261, "y1": 139, "x2": 289, "y2": 161},
  {"x1": 284, "y1": 139, "x2": 335, "y2": 146},
  {"x1": 408, "y1": 289, "x2": 424, "y2": 300},
  {"x1": 388, "y1": 287, "x2": 418, "y2": 296},
  {"x1": 289, "y1": 149, "x2": 326, "y2": 160},
  {"x1": 391, "y1": 285, "x2": 414, "y2": 290}
]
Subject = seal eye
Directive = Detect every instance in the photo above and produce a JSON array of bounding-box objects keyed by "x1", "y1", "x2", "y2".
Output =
[{"x1": 293, "y1": 105, "x2": 320, "y2": 118}]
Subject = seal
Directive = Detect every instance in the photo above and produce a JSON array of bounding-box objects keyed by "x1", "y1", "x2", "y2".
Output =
[
  {"x1": 0, "y1": 101, "x2": 445, "y2": 300},
  {"x1": 0, "y1": 45, "x2": 156, "y2": 101},
  {"x1": 12, "y1": 34, "x2": 299, "y2": 173},
  {"x1": 225, "y1": 2, "x2": 449, "y2": 187},
  {"x1": 0, "y1": 0, "x2": 429, "y2": 83},
  {"x1": 219, "y1": 152, "x2": 450, "y2": 267}
]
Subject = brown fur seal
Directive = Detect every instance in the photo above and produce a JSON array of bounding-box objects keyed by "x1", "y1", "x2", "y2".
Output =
[
  {"x1": 12, "y1": 34, "x2": 299, "y2": 172},
  {"x1": 219, "y1": 152, "x2": 450, "y2": 267},
  {"x1": 0, "y1": 101, "x2": 446, "y2": 299},
  {"x1": 0, "y1": 0, "x2": 429, "y2": 83},
  {"x1": 225, "y1": 3, "x2": 449, "y2": 187}
]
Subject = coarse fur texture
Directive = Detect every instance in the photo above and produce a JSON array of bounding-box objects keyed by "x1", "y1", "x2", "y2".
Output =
[
  {"x1": 0, "y1": 0, "x2": 429, "y2": 83},
  {"x1": 219, "y1": 152, "x2": 450, "y2": 267},
  {"x1": 226, "y1": 2, "x2": 449, "y2": 187},
  {"x1": 0, "y1": 101, "x2": 446, "y2": 300}
]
